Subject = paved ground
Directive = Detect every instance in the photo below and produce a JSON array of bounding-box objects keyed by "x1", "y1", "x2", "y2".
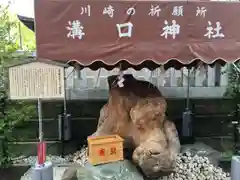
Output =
[{"x1": 20, "y1": 165, "x2": 231, "y2": 180}]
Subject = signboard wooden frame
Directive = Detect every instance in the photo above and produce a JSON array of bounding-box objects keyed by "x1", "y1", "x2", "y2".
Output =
[{"x1": 8, "y1": 59, "x2": 68, "y2": 100}]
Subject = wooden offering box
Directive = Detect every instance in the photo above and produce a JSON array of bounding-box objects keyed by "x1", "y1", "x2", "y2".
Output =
[{"x1": 87, "y1": 135, "x2": 124, "y2": 165}]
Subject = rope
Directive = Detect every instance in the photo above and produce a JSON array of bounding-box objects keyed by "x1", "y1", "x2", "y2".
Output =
[
  {"x1": 94, "y1": 68, "x2": 101, "y2": 88},
  {"x1": 148, "y1": 70, "x2": 153, "y2": 88},
  {"x1": 232, "y1": 62, "x2": 240, "y2": 73},
  {"x1": 111, "y1": 64, "x2": 124, "y2": 88}
]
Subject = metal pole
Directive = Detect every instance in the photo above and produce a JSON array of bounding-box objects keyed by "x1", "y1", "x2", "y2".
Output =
[
  {"x1": 186, "y1": 68, "x2": 190, "y2": 110},
  {"x1": 38, "y1": 98, "x2": 43, "y2": 142},
  {"x1": 182, "y1": 68, "x2": 193, "y2": 141},
  {"x1": 61, "y1": 70, "x2": 67, "y2": 157},
  {"x1": 63, "y1": 69, "x2": 67, "y2": 120}
]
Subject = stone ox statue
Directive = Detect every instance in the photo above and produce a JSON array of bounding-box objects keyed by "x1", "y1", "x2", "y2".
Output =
[{"x1": 92, "y1": 74, "x2": 180, "y2": 178}]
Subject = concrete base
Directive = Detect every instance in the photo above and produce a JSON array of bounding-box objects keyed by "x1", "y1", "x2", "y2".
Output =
[
  {"x1": 21, "y1": 166, "x2": 68, "y2": 180},
  {"x1": 231, "y1": 156, "x2": 240, "y2": 180},
  {"x1": 31, "y1": 162, "x2": 53, "y2": 180}
]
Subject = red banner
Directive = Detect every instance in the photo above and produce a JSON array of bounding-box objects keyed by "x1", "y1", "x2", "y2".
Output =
[
  {"x1": 35, "y1": 0, "x2": 240, "y2": 70},
  {"x1": 37, "y1": 142, "x2": 46, "y2": 165}
]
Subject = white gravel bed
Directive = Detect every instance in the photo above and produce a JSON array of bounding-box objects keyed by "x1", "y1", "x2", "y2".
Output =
[
  {"x1": 159, "y1": 151, "x2": 230, "y2": 180},
  {"x1": 72, "y1": 145, "x2": 88, "y2": 166},
  {"x1": 12, "y1": 155, "x2": 72, "y2": 166},
  {"x1": 72, "y1": 147, "x2": 230, "y2": 180}
]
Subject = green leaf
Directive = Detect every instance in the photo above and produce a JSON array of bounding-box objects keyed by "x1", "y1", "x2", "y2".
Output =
[{"x1": 0, "y1": 5, "x2": 36, "y2": 166}]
